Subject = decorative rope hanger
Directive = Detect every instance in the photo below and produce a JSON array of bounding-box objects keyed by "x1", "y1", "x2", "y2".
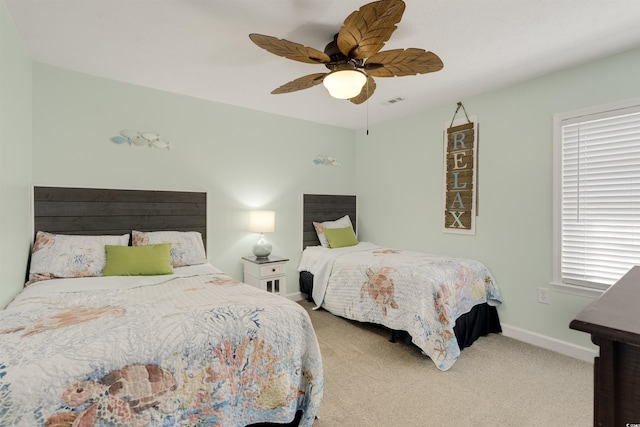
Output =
[{"x1": 449, "y1": 101, "x2": 471, "y2": 128}]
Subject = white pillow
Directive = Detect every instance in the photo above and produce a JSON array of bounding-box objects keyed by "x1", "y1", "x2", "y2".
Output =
[
  {"x1": 132, "y1": 230, "x2": 206, "y2": 268},
  {"x1": 28, "y1": 231, "x2": 130, "y2": 285},
  {"x1": 313, "y1": 215, "x2": 354, "y2": 248}
]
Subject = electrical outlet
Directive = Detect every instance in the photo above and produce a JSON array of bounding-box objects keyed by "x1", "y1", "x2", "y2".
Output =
[{"x1": 537, "y1": 287, "x2": 551, "y2": 304}]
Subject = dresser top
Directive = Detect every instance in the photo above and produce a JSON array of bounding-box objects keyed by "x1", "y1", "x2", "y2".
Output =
[{"x1": 570, "y1": 265, "x2": 640, "y2": 345}]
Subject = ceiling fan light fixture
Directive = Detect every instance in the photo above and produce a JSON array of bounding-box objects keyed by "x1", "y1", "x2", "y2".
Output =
[
  {"x1": 323, "y1": 69, "x2": 367, "y2": 99},
  {"x1": 249, "y1": 0, "x2": 443, "y2": 104}
]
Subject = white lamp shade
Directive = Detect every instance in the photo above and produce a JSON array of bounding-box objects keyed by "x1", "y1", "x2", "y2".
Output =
[
  {"x1": 249, "y1": 210, "x2": 275, "y2": 233},
  {"x1": 323, "y1": 69, "x2": 367, "y2": 99}
]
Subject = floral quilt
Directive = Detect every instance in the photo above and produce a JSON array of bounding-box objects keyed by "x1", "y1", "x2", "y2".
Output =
[
  {"x1": 299, "y1": 243, "x2": 502, "y2": 371},
  {"x1": 0, "y1": 264, "x2": 323, "y2": 426}
]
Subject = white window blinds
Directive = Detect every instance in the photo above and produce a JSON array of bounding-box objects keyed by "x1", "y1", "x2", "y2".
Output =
[{"x1": 560, "y1": 104, "x2": 640, "y2": 289}]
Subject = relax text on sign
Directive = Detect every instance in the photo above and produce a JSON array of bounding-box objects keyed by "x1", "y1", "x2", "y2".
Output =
[{"x1": 444, "y1": 122, "x2": 475, "y2": 232}]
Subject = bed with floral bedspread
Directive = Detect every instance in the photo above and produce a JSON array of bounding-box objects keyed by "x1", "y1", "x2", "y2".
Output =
[
  {"x1": 299, "y1": 242, "x2": 502, "y2": 371},
  {"x1": 0, "y1": 264, "x2": 323, "y2": 427}
]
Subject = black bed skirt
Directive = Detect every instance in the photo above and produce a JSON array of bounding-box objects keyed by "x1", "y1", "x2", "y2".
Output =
[
  {"x1": 454, "y1": 298, "x2": 502, "y2": 349},
  {"x1": 245, "y1": 410, "x2": 303, "y2": 427},
  {"x1": 299, "y1": 271, "x2": 501, "y2": 351},
  {"x1": 300, "y1": 271, "x2": 315, "y2": 302}
]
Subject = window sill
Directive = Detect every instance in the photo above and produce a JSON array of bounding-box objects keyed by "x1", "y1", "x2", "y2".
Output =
[{"x1": 550, "y1": 281, "x2": 607, "y2": 299}]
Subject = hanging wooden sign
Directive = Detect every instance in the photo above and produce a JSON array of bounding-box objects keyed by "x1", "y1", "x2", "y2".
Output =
[{"x1": 443, "y1": 102, "x2": 477, "y2": 235}]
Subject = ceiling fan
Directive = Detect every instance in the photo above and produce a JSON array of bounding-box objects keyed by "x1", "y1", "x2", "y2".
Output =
[{"x1": 249, "y1": 0, "x2": 443, "y2": 104}]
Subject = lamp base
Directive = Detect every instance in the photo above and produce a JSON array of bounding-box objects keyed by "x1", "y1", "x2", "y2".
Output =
[{"x1": 252, "y1": 234, "x2": 272, "y2": 259}]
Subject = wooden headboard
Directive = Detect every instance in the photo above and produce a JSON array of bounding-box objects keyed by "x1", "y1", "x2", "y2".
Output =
[
  {"x1": 302, "y1": 194, "x2": 356, "y2": 249},
  {"x1": 33, "y1": 186, "x2": 207, "y2": 248}
]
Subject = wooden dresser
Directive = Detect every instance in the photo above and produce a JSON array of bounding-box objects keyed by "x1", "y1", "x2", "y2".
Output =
[{"x1": 570, "y1": 266, "x2": 640, "y2": 426}]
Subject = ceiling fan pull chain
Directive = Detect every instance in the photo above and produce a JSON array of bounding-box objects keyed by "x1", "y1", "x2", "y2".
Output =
[
  {"x1": 366, "y1": 82, "x2": 370, "y2": 135},
  {"x1": 449, "y1": 101, "x2": 471, "y2": 128}
]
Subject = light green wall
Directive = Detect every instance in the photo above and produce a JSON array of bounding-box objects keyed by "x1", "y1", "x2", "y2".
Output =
[
  {"x1": 4, "y1": 3, "x2": 640, "y2": 352},
  {"x1": 355, "y1": 47, "x2": 640, "y2": 349},
  {"x1": 0, "y1": 1, "x2": 33, "y2": 308},
  {"x1": 31, "y1": 63, "x2": 356, "y2": 296}
]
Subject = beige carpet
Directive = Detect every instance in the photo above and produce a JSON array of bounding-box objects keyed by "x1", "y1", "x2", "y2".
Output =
[{"x1": 299, "y1": 300, "x2": 593, "y2": 427}]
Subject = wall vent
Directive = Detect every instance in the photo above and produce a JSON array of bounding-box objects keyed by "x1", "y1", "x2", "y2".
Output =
[{"x1": 384, "y1": 97, "x2": 405, "y2": 105}]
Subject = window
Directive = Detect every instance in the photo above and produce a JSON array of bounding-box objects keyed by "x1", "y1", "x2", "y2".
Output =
[{"x1": 553, "y1": 98, "x2": 640, "y2": 296}]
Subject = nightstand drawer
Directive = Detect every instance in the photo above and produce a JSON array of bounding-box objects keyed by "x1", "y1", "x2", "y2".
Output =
[{"x1": 260, "y1": 263, "x2": 285, "y2": 277}]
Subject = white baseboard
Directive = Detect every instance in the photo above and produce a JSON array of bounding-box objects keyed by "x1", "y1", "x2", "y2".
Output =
[
  {"x1": 501, "y1": 323, "x2": 597, "y2": 363},
  {"x1": 287, "y1": 291, "x2": 304, "y2": 302}
]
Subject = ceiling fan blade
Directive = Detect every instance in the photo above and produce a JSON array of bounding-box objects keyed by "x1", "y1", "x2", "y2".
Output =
[
  {"x1": 337, "y1": 0, "x2": 405, "y2": 60},
  {"x1": 364, "y1": 48, "x2": 444, "y2": 77},
  {"x1": 271, "y1": 73, "x2": 328, "y2": 94},
  {"x1": 349, "y1": 75, "x2": 376, "y2": 104},
  {"x1": 249, "y1": 33, "x2": 331, "y2": 64}
]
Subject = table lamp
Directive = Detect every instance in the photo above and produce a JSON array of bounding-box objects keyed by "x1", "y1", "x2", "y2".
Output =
[{"x1": 249, "y1": 210, "x2": 275, "y2": 258}]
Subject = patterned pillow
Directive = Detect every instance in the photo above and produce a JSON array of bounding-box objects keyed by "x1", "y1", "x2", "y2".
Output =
[
  {"x1": 132, "y1": 230, "x2": 206, "y2": 268},
  {"x1": 313, "y1": 215, "x2": 355, "y2": 248},
  {"x1": 27, "y1": 231, "x2": 130, "y2": 285}
]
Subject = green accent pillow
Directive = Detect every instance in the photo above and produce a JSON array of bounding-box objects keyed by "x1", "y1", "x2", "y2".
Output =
[
  {"x1": 103, "y1": 243, "x2": 174, "y2": 276},
  {"x1": 323, "y1": 226, "x2": 358, "y2": 248}
]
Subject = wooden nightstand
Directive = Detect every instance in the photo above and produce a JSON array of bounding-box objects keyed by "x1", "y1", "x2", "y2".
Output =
[{"x1": 242, "y1": 255, "x2": 289, "y2": 297}]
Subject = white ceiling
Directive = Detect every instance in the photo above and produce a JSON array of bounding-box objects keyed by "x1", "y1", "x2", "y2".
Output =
[{"x1": 6, "y1": 0, "x2": 640, "y2": 129}]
